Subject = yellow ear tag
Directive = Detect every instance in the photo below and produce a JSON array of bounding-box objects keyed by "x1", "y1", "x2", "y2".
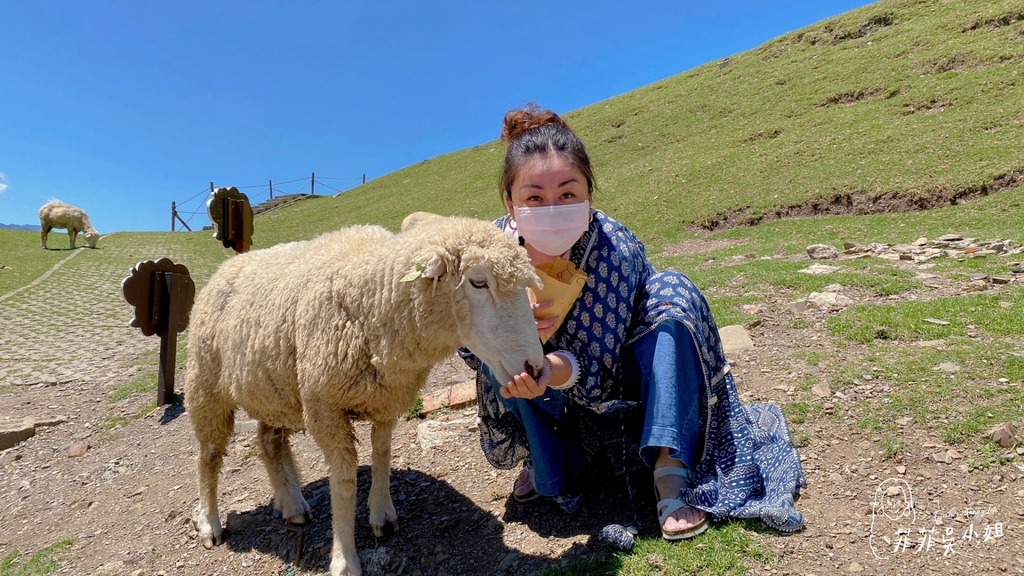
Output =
[{"x1": 400, "y1": 263, "x2": 425, "y2": 282}]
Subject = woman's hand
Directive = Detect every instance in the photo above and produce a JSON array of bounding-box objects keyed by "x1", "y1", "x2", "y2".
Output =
[
  {"x1": 532, "y1": 299, "x2": 560, "y2": 340},
  {"x1": 500, "y1": 356, "x2": 551, "y2": 400}
]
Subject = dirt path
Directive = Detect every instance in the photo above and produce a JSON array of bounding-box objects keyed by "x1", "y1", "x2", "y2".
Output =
[{"x1": 1, "y1": 240, "x2": 1022, "y2": 575}]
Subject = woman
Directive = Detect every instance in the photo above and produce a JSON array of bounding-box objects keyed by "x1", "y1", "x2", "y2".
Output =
[{"x1": 464, "y1": 105, "x2": 805, "y2": 540}]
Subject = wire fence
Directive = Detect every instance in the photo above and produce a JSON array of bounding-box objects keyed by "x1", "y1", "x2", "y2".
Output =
[{"x1": 170, "y1": 172, "x2": 366, "y2": 231}]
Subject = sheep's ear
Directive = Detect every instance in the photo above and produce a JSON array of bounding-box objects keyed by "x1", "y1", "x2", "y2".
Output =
[{"x1": 421, "y1": 251, "x2": 450, "y2": 280}]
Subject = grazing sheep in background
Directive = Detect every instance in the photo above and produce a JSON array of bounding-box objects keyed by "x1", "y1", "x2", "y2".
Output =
[
  {"x1": 38, "y1": 201, "x2": 100, "y2": 249},
  {"x1": 185, "y1": 216, "x2": 543, "y2": 576},
  {"x1": 400, "y1": 210, "x2": 446, "y2": 231}
]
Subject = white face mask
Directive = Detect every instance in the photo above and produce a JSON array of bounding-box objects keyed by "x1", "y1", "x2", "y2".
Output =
[{"x1": 513, "y1": 202, "x2": 591, "y2": 256}]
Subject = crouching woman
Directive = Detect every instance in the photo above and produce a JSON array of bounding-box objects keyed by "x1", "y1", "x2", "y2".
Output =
[{"x1": 462, "y1": 105, "x2": 805, "y2": 540}]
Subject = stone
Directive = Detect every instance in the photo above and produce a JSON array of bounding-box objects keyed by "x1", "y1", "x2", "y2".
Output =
[
  {"x1": 420, "y1": 381, "x2": 477, "y2": 414},
  {"x1": 811, "y1": 381, "x2": 832, "y2": 398},
  {"x1": 0, "y1": 418, "x2": 37, "y2": 450},
  {"x1": 719, "y1": 325, "x2": 754, "y2": 355},
  {"x1": 798, "y1": 263, "x2": 841, "y2": 275},
  {"x1": 416, "y1": 418, "x2": 475, "y2": 452},
  {"x1": 989, "y1": 422, "x2": 1019, "y2": 449},
  {"x1": 67, "y1": 442, "x2": 91, "y2": 457},
  {"x1": 806, "y1": 244, "x2": 840, "y2": 260}
]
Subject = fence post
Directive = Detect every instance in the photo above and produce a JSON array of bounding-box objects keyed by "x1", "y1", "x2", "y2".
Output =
[
  {"x1": 311, "y1": 172, "x2": 315, "y2": 196},
  {"x1": 269, "y1": 179, "x2": 273, "y2": 200},
  {"x1": 362, "y1": 173, "x2": 366, "y2": 185},
  {"x1": 171, "y1": 202, "x2": 176, "y2": 232}
]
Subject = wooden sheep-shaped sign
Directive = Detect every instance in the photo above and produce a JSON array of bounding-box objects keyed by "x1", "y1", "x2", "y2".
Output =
[
  {"x1": 121, "y1": 258, "x2": 195, "y2": 406},
  {"x1": 206, "y1": 186, "x2": 253, "y2": 254}
]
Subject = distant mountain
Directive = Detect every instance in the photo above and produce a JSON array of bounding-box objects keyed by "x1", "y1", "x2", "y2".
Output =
[{"x1": 0, "y1": 223, "x2": 40, "y2": 231}]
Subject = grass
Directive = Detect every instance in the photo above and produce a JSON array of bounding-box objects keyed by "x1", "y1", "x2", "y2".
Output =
[
  {"x1": 0, "y1": 539, "x2": 73, "y2": 576},
  {"x1": 542, "y1": 521, "x2": 773, "y2": 576},
  {"x1": 108, "y1": 373, "x2": 157, "y2": 402},
  {"x1": 102, "y1": 402, "x2": 158, "y2": 430},
  {"x1": 403, "y1": 397, "x2": 424, "y2": 420},
  {"x1": 0, "y1": 230, "x2": 69, "y2": 295}
]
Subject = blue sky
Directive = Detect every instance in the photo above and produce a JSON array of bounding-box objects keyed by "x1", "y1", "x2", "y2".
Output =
[{"x1": 0, "y1": 1, "x2": 875, "y2": 232}]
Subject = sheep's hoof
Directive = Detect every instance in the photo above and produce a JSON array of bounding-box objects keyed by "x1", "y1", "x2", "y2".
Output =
[
  {"x1": 285, "y1": 511, "x2": 310, "y2": 525},
  {"x1": 371, "y1": 519, "x2": 398, "y2": 538},
  {"x1": 201, "y1": 533, "x2": 223, "y2": 549}
]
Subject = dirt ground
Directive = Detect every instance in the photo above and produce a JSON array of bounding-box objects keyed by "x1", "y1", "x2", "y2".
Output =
[{"x1": 1, "y1": 237, "x2": 1022, "y2": 576}]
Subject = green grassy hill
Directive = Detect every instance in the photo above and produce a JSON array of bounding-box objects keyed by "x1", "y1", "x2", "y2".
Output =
[{"x1": 249, "y1": 0, "x2": 1023, "y2": 252}]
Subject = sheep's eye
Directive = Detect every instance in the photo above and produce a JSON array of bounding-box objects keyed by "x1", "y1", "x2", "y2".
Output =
[{"x1": 469, "y1": 278, "x2": 488, "y2": 289}]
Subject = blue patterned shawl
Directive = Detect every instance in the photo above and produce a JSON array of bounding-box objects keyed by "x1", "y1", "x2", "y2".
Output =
[{"x1": 469, "y1": 209, "x2": 805, "y2": 532}]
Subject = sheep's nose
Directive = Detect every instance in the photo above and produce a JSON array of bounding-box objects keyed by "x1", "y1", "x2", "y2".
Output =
[{"x1": 525, "y1": 361, "x2": 541, "y2": 380}]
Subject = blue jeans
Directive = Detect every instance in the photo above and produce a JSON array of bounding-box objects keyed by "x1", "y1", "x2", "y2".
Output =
[{"x1": 485, "y1": 319, "x2": 703, "y2": 496}]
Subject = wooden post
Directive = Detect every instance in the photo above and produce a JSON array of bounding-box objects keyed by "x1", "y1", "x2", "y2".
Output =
[
  {"x1": 153, "y1": 271, "x2": 190, "y2": 405},
  {"x1": 362, "y1": 173, "x2": 366, "y2": 185},
  {"x1": 210, "y1": 181, "x2": 215, "y2": 194},
  {"x1": 171, "y1": 202, "x2": 176, "y2": 232},
  {"x1": 311, "y1": 172, "x2": 315, "y2": 196},
  {"x1": 269, "y1": 179, "x2": 274, "y2": 200},
  {"x1": 121, "y1": 259, "x2": 195, "y2": 407}
]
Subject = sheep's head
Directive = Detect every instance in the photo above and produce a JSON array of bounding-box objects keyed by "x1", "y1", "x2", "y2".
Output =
[
  {"x1": 409, "y1": 217, "x2": 543, "y2": 386},
  {"x1": 84, "y1": 231, "x2": 100, "y2": 248}
]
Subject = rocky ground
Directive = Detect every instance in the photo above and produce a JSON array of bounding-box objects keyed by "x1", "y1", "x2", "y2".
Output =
[{"x1": 1, "y1": 235, "x2": 1022, "y2": 575}]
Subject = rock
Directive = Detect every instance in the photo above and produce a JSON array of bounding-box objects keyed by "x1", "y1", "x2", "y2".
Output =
[
  {"x1": 798, "y1": 263, "x2": 841, "y2": 275},
  {"x1": 849, "y1": 561, "x2": 863, "y2": 572},
  {"x1": 811, "y1": 381, "x2": 832, "y2": 398},
  {"x1": 803, "y1": 292, "x2": 853, "y2": 311},
  {"x1": 806, "y1": 244, "x2": 840, "y2": 260},
  {"x1": 67, "y1": 442, "x2": 91, "y2": 457},
  {"x1": 935, "y1": 362, "x2": 961, "y2": 374},
  {"x1": 420, "y1": 381, "x2": 477, "y2": 414},
  {"x1": 923, "y1": 317, "x2": 950, "y2": 326},
  {"x1": 989, "y1": 422, "x2": 1019, "y2": 449},
  {"x1": 719, "y1": 325, "x2": 754, "y2": 355},
  {"x1": 896, "y1": 465, "x2": 906, "y2": 475},
  {"x1": 416, "y1": 418, "x2": 475, "y2": 452},
  {"x1": 0, "y1": 418, "x2": 36, "y2": 450}
]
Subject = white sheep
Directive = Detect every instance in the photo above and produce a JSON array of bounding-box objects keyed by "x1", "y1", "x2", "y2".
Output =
[
  {"x1": 185, "y1": 216, "x2": 543, "y2": 576},
  {"x1": 38, "y1": 201, "x2": 100, "y2": 249}
]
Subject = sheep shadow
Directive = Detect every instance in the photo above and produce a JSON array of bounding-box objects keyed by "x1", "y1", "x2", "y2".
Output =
[
  {"x1": 222, "y1": 466, "x2": 584, "y2": 575},
  {"x1": 499, "y1": 469, "x2": 660, "y2": 540}
]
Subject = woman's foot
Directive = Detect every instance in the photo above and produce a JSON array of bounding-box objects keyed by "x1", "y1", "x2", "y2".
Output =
[
  {"x1": 512, "y1": 466, "x2": 582, "y2": 513},
  {"x1": 513, "y1": 466, "x2": 541, "y2": 502},
  {"x1": 654, "y1": 464, "x2": 708, "y2": 539}
]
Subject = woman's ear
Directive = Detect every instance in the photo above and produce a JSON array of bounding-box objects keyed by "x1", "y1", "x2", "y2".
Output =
[{"x1": 505, "y1": 196, "x2": 516, "y2": 218}]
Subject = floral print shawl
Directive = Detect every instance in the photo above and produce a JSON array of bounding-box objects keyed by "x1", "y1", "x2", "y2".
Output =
[{"x1": 466, "y1": 209, "x2": 805, "y2": 532}]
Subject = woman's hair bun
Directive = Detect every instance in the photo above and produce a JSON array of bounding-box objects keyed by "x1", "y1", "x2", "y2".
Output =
[{"x1": 500, "y1": 103, "x2": 570, "y2": 143}]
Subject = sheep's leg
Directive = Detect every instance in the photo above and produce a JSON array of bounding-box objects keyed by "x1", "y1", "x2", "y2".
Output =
[
  {"x1": 369, "y1": 418, "x2": 399, "y2": 537},
  {"x1": 191, "y1": 404, "x2": 235, "y2": 549},
  {"x1": 306, "y1": 405, "x2": 361, "y2": 576},
  {"x1": 67, "y1": 229, "x2": 77, "y2": 249},
  {"x1": 40, "y1": 227, "x2": 51, "y2": 249},
  {"x1": 255, "y1": 423, "x2": 310, "y2": 524}
]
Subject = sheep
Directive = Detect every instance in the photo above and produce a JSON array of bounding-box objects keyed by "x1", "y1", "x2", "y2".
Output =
[
  {"x1": 38, "y1": 201, "x2": 100, "y2": 249},
  {"x1": 185, "y1": 216, "x2": 544, "y2": 576},
  {"x1": 400, "y1": 210, "x2": 445, "y2": 232}
]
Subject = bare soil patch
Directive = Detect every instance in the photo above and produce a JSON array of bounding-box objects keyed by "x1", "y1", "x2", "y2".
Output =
[{"x1": 1, "y1": 245, "x2": 1022, "y2": 576}]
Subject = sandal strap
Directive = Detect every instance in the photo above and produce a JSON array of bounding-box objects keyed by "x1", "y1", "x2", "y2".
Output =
[
  {"x1": 653, "y1": 465, "x2": 693, "y2": 484},
  {"x1": 656, "y1": 497, "x2": 688, "y2": 524}
]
